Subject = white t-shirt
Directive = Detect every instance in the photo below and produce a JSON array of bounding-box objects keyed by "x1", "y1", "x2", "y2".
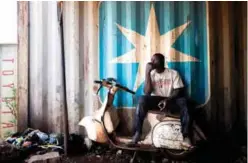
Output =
[{"x1": 150, "y1": 68, "x2": 184, "y2": 97}]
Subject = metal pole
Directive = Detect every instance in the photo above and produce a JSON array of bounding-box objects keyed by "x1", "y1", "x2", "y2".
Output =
[{"x1": 58, "y1": 2, "x2": 69, "y2": 156}]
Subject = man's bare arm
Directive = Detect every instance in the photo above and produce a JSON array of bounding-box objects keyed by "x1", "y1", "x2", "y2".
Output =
[
  {"x1": 144, "y1": 73, "x2": 153, "y2": 95},
  {"x1": 144, "y1": 63, "x2": 154, "y2": 95}
]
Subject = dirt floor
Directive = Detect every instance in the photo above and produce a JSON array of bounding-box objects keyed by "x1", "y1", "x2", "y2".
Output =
[
  {"x1": 0, "y1": 137, "x2": 247, "y2": 163},
  {"x1": 60, "y1": 141, "x2": 247, "y2": 163},
  {"x1": 61, "y1": 149, "x2": 171, "y2": 163},
  {"x1": 61, "y1": 144, "x2": 157, "y2": 163}
]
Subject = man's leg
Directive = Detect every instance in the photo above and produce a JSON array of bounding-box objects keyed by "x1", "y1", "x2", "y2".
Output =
[
  {"x1": 131, "y1": 95, "x2": 164, "y2": 144},
  {"x1": 175, "y1": 97, "x2": 192, "y2": 146}
]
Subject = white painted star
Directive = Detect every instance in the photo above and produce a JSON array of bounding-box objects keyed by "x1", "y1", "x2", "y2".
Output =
[{"x1": 110, "y1": 5, "x2": 199, "y2": 91}]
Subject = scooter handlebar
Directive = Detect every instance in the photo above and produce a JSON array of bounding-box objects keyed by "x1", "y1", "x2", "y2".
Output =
[
  {"x1": 115, "y1": 83, "x2": 135, "y2": 94},
  {"x1": 94, "y1": 80, "x2": 103, "y2": 84},
  {"x1": 94, "y1": 80, "x2": 135, "y2": 94}
]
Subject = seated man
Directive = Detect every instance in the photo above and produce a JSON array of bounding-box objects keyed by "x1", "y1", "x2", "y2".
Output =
[{"x1": 130, "y1": 53, "x2": 192, "y2": 147}]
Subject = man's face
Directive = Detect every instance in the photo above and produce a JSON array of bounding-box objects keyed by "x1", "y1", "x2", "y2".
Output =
[{"x1": 151, "y1": 55, "x2": 162, "y2": 69}]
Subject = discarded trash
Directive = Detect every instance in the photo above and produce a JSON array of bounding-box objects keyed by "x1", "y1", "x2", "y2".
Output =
[
  {"x1": 116, "y1": 150, "x2": 122, "y2": 155},
  {"x1": 5, "y1": 128, "x2": 65, "y2": 155}
]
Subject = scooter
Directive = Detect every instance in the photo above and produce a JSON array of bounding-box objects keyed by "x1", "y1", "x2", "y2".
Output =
[{"x1": 79, "y1": 78, "x2": 206, "y2": 162}]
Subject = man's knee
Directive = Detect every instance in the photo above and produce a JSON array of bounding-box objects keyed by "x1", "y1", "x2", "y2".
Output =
[
  {"x1": 136, "y1": 95, "x2": 149, "y2": 116},
  {"x1": 175, "y1": 97, "x2": 187, "y2": 107},
  {"x1": 138, "y1": 95, "x2": 149, "y2": 105}
]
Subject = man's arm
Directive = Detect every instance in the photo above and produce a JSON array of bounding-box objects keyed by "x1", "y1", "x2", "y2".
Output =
[
  {"x1": 144, "y1": 73, "x2": 153, "y2": 95},
  {"x1": 144, "y1": 63, "x2": 154, "y2": 95},
  {"x1": 167, "y1": 71, "x2": 184, "y2": 100}
]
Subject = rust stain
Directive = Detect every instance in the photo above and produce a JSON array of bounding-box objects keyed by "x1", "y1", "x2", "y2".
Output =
[
  {"x1": 17, "y1": 1, "x2": 29, "y2": 131},
  {"x1": 84, "y1": 44, "x2": 89, "y2": 79},
  {"x1": 93, "y1": 85, "x2": 98, "y2": 92}
]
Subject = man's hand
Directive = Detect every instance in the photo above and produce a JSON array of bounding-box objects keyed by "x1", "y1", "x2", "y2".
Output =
[
  {"x1": 146, "y1": 62, "x2": 154, "y2": 75},
  {"x1": 158, "y1": 99, "x2": 167, "y2": 111},
  {"x1": 144, "y1": 62, "x2": 154, "y2": 95}
]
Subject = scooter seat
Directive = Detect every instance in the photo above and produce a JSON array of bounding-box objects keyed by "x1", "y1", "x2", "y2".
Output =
[{"x1": 147, "y1": 110, "x2": 180, "y2": 121}]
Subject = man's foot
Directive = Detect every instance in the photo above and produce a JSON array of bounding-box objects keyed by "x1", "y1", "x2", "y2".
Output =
[
  {"x1": 181, "y1": 137, "x2": 193, "y2": 150},
  {"x1": 127, "y1": 132, "x2": 141, "y2": 146}
]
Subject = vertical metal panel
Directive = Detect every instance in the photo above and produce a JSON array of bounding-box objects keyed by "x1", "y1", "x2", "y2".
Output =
[
  {"x1": 0, "y1": 45, "x2": 17, "y2": 138},
  {"x1": 63, "y1": 1, "x2": 102, "y2": 133},
  {"x1": 29, "y1": 1, "x2": 65, "y2": 133},
  {"x1": 28, "y1": 1, "x2": 102, "y2": 134},
  {"x1": 63, "y1": 1, "x2": 81, "y2": 133},
  {"x1": 79, "y1": 1, "x2": 101, "y2": 117},
  {"x1": 205, "y1": 2, "x2": 247, "y2": 136},
  {"x1": 97, "y1": 2, "x2": 209, "y2": 108},
  {"x1": 235, "y1": 2, "x2": 247, "y2": 130},
  {"x1": 17, "y1": 1, "x2": 28, "y2": 132},
  {"x1": 219, "y1": 2, "x2": 235, "y2": 131}
]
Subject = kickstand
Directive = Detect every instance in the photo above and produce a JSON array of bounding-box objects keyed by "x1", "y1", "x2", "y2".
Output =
[{"x1": 130, "y1": 151, "x2": 137, "y2": 163}]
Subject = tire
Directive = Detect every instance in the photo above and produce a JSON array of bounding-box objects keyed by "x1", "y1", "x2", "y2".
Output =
[{"x1": 161, "y1": 147, "x2": 196, "y2": 160}]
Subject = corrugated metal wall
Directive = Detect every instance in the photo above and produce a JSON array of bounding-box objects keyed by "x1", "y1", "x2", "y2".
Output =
[
  {"x1": 27, "y1": 1, "x2": 96, "y2": 133},
  {"x1": 205, "y1": 2, "x2": 247, "y2": 139},
  {"x1": 18, "y1": 1, "x2": 247, "y2": 141},
  {"x1": 28, "y1": 1, "x2": 65, "y2": 133}
]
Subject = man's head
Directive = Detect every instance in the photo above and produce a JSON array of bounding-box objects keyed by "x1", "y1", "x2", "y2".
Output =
[{"x1": 151, "y1": 53, "x2": 165, "y2": 70}]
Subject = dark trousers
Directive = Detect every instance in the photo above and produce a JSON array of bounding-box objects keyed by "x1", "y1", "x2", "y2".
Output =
[{"x1": 133, "y1": 95, "x2": 190, "y2": 137}]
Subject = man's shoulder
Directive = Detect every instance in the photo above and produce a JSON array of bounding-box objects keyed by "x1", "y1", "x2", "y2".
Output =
[
  {"x1": 165, "y1": 68, "x2": 179, "y2": 75},
  {"x1": 150, "y1": 68, "x2": 179, "y2": 76},
  {"x1": 150, "y1": 69, "x2": 156, "y2": 75}
]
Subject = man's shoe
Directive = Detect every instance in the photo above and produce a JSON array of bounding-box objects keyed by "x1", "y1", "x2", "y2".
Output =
[{"x1": 181, "y1": 137, "x2": 193, "y2": 150}]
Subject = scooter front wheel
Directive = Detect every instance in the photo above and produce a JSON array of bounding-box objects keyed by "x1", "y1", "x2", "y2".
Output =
[{"x1": 161, "y1": 147, "x2": 196, "y2": 160}]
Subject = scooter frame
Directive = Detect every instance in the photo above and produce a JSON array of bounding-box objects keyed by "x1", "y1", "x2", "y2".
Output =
[{"x1": 92, "y1": 78, "x2": 206, "y2": 161}]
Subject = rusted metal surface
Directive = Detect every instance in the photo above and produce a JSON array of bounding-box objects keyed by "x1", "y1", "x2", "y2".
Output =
[
  {"x1": 205, "y1": 1, "x2": 247, "y2": 136},
  {"x1": 234, "y1": 1, "x2": 246, "y2": 132},
  {"x1": 29, "y1": 1, "x2": 65, "y2": 133},
  {"x1": 63, "y1": 1, "x2": 81, "y2": 133},
  {"x1": 235, "y1": 2, "x2": 247, "y2": 129},
  {"x1": 21, "y1": 1, "x2": 246, "y2": 140},
  {"x1": 79, "y1": 1, "x2": 101, "y2": 115},
  {"x1": 17, "y1": 1, "x2": 29, "y2": 132}
]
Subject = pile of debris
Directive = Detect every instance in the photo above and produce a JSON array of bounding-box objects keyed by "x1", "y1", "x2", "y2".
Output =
[
  {"x1": 6, "y1": 128, "x2": 64, "y2": 156},
  {"x1": 0, "y1": 138, "x2": 21, "y2": 163},
  {"x1": 2, "y1": 128, "x2": 86, "y2": 163}
]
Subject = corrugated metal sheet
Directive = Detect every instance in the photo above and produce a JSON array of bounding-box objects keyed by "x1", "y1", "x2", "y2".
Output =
[
  {"x1": 23, "y1": 1, "x2": 246, "y2": 140},
  {"x1": 63, "y1": 1, "x2": 84, "y2": 133},
  {"x1": 29, "y1": 1, "x2": 65, "y2": 133},
  {"x1": 205, "y1": 2, "x2": 247, "y2": 137},
  {"x1": 97, "y1": 2, "x2": 209, "y2": 108}
]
